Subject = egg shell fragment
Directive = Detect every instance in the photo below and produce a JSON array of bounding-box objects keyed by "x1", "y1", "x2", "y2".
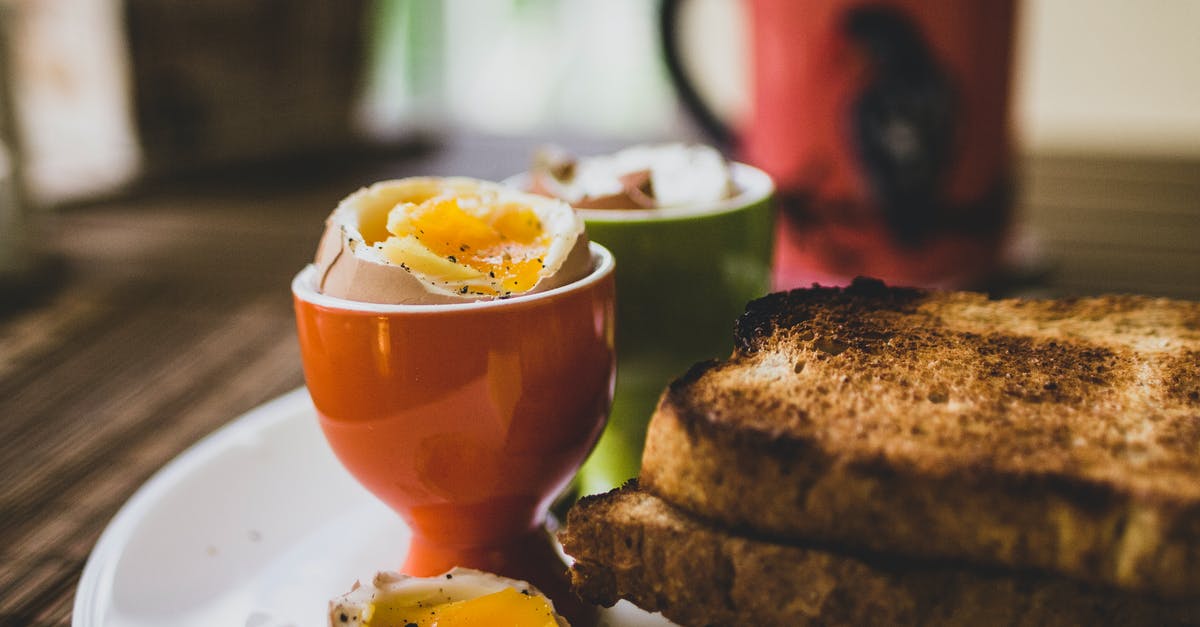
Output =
[{"x1": 529, "y1": 143, "x2": 736, "y2": 210}]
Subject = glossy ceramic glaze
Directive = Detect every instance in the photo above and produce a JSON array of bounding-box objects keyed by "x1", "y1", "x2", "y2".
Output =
[
  {"x1": 572, "y1": 163, "x2": 774, "y2": 494},
  {"x1": 292, "y1": 244, "x2": 615, "y2": 584},
  {"x1": 666, "y1": 0, "x2": 1015, "y2": 288}
]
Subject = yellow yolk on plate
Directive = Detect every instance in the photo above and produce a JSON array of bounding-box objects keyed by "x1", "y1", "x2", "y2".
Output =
[
  {"x1": 329, "y1": 568, "x2": 568, "y2": 627},
  {"x1": 381, "y1": 194, "x2": 549, "y2": 297},
  {"x1": 365, "y1": 586, "x2": 559, "y2": 627}
]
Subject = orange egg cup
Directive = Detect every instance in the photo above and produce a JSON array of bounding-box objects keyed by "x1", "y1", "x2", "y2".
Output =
[{"x1": 292, "y1": 243, "x2": 615, "y2": 615}]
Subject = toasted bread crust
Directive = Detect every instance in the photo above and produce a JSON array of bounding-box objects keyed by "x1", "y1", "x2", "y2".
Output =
[
  {"x1": 562, "y1": 485, "x2": 1200, "y2": 627},
  {"x1": 640, "y1": 278, "x2": 1200, "y2": 597}
]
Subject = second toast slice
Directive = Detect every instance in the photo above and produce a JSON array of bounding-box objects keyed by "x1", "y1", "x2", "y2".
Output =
[{"x1": 562, "y1": 483, "x2": 1200, "y2": 626}]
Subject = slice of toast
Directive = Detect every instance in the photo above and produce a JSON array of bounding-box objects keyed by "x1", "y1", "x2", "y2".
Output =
[
  {"x1": 640, "y1": 278, "x2": 1200, "y2": 597},
  {"x1": 561, "y1": 484, "x2": 1200, "y2": 627}
]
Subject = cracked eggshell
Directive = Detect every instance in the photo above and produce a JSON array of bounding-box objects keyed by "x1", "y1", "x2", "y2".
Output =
[
  {"x1": 529, "y1": 169, "x2": 652, "y2": 210},
  {"x1": 313, "y1": 177, "x2": 591, "y2": 305},
  {"x1": 528, "y1": 143, "x2": 736, "y2": 210}
]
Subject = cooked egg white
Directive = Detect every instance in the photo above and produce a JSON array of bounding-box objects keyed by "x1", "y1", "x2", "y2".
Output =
[
  {"x1": 532, "y1": 143, "x2": 736, "y2": 209},
  {"x1": 314, "y1": 177, "x2": 590, "y2": 304},
  {"x1": 329, "y1": 567, "x2": 568, "y2": 627}
]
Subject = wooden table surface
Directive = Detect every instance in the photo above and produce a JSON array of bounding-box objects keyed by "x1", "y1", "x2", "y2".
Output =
[{"x1": 0, "y1": 134, "x2": 1197, "y2": 626}]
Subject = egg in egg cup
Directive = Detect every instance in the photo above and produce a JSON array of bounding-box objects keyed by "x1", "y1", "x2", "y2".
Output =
[{"x1": 293, "y1": 179, "x2": 615, "y2": 623}]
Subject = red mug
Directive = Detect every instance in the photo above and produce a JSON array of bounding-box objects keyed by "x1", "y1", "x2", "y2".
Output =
[{"x1": 662, "y1": 0, "x2": 1016, "y2": 289}]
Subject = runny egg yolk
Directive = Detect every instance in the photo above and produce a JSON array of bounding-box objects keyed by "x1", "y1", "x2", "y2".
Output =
[
  {"x1": 365, "y1": 586, "x2": 559, "y2": 627},
  {"x1": 379, "y1": 194, "x2": 550, "y2": 297}
]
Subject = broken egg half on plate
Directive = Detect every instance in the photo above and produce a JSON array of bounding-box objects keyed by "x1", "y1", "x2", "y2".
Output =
[
  {"x1": 314, "y1": 177, "x2": 592, "y2": 305},
  {"x1": 329, "y1": 567, "x2": 569, "y2": 627}
]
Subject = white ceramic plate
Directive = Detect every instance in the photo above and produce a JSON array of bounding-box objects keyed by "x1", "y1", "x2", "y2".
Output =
[{"x1": 73, "y1": 388, "x2": 672, "y2": 627}]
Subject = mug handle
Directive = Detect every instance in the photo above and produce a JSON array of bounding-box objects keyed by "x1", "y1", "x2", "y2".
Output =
[{"x1": 659, "y1": 0, "x2": 736, "y2": 150}]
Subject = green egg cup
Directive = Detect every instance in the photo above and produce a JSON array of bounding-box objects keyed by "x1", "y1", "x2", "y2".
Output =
[{"x1": 574, "y1": 163, "x2": 775, "y2": 496}]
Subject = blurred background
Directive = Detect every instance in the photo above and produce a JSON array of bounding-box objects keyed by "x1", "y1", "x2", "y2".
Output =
[
  {"x1": 3, "y1": 0, "x2": 1197, "y2": 203},
  {"x1": 0, "y1": 0, "x2": 1197, "y2": 294}
]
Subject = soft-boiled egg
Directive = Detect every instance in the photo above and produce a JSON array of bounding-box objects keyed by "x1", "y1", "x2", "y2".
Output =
[
  {"x1": 329, "y1": 568, "x2": 569, "y2": 627},
  {"x1": 314, "y1": 177, "x2": 591, "y2": 304},
  {"x1": 529, "y1": 143, "x2": 736, "y2": 210}
]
